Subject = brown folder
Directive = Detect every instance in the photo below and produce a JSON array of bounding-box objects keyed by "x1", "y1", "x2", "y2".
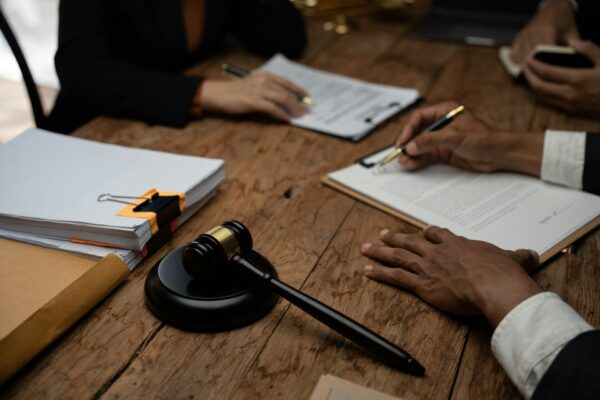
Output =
[{"x1": 0, "y1": 238, "x2": 130, "y2": 384}]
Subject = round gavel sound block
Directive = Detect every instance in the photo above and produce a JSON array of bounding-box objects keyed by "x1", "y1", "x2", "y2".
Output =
[{"x1": 144, "y1": 247, "x2": 278, "y2": 331}]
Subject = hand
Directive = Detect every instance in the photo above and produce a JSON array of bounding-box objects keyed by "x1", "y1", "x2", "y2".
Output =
[
  {"x1": 198, "y1": 72, "x2": 309, "y2": 121},
  {"x1": 395, "y1": 101, "x2": 544, "y2": 176},
  {"x1": 360, "y1": 226, "x2": 542, "y2": 327},
  {"x1": 510, "y1": 0, "x2": 579, "y2": 65},
  {"x1": 523, "y1": 39, "x2": 600, "y2": 116}
]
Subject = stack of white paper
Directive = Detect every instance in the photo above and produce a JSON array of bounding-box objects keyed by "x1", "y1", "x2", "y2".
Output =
[{"x1": 0, "y1": 129, "x2": 226, "y2": 269}]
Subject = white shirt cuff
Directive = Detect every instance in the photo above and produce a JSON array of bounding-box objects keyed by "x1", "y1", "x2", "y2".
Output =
[
  {"x1": 541, "y1": 130, "x2": 586, "y2": 190},
  {"x1": 491, "y1": 292, "x2": 594, "y2": 399}
]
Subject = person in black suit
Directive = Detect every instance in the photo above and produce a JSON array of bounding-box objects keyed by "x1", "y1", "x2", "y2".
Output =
[
  {"x1": 510, "y1": 0, "x2": 600, "y2": 117},
  {"x1": 47, "y1": 0, "x2": 309, "y2": 133},
  {"x1": 360, "y1": 101, "x2": 599, "y2": 399},
  {"x1": 361, "y1": 225, "x2": 599, "y2": 399}
]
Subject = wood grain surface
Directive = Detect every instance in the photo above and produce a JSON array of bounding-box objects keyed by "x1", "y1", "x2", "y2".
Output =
[{"x1": 2, "y1": 11, "x2": 599, "y2": 400}]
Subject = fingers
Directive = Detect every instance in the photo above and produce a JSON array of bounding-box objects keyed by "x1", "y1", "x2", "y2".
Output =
[
  {"x1": 363, "y1": 264, "x2": 420, "y2": 291},
  {"x1": 522, "y1": 65, "x2": 575, "y2": 109},
  {"x1": 267, "y1": 73, "x2": 309, "y2": 98},
  {"x1": 525, "y1": 57, "x2": 582, "y2": 85},
  {"x1": 263, "y1": 87, "x2": 307, "y2": 118},
  {"x1": 395, "y1": 102, "x2": 459, "y2": 148},
  {"x1": 378, "y1": 229, "x2": 433, "y2": 256},
  {"x1": 361, "y1": 242, "x2": 423, "y2": 273},
  {"x1": 563, "y1": 28, "x2": 581, "y2": 45},
  {"x1": 510, "y1": 249, "x2": 539, "y2": 272},
  {"x1": 254, "y1": 99, "x2": 291, "y2": 121},
  {"x1": 511, "y1": 30, "x2": 535, "y2": 65},
  {"x1": 568, "y1": 38, "x2": 600, "y2": 65},
  {"x1": 244, "y1": 73, "x2": 309, "y2": 120},
  {"x1": 423, "y1": 225, "x2": 454, "y2": 244},
  {"x1": 404, "y1": 129, "x2": 460, "y2": 157},
  {"x1": 511, "y1": 26, "x2": 557, "y2": 65},
  {"x1": 397, "y1": 153, "x2": 434, "y2": 171}
]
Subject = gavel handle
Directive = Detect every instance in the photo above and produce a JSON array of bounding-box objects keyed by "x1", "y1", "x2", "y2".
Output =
[{"x1": 233, "y1": 255, "x2": 425, "y2": 376}]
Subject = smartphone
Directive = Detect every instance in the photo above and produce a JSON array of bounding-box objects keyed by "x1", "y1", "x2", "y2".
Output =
[{"x1": 532, "y1": 45, "x2": 594, "y2": 68}]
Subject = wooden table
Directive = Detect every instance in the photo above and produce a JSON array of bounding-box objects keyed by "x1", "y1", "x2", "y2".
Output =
[{"x1": 3, "y1": 12, "x2": 599, "y2": 400}]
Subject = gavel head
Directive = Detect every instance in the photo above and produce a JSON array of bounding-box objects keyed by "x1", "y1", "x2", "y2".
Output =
[
  {"x1": 145, "y1": 219, "x2": 278, "y2": 331},
  {"x1": 182, "y1": 220, "x2": 253, "y2": 278}
]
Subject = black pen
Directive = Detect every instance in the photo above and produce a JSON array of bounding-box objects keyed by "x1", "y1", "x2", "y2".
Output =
[
  {"x1": 378, "y1": 104, "x2": 465, "y2": 166},
  {"x1": 220, "y1": 63, "x2": 314, "y2": 106}
]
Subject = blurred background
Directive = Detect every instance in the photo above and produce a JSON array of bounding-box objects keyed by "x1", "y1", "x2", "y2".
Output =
[
  {"x1": 0, "y1": 0, "x2": 58, "y2": 143},
  {"x1": 1, "y1": 0, "x2": 535, "y2": 143}
]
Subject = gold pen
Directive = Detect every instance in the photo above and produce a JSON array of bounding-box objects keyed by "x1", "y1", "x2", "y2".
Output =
[
  {"x1": 220, "y1": 63, "x2": 314, "y2": 106},
  {"x1": 378, "y1": 105, "x2": 465, "y2": 166}
]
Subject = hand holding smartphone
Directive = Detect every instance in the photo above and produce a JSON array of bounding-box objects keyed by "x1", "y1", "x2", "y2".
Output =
[{"x1": 532, "y1": 45, "x2": 594, "y2": 68}]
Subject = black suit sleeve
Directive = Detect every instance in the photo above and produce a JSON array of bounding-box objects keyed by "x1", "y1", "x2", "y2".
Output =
[
  {"x1": 583, "y1": 133, "x2": 599, "y2": 195},
  {"x1": 228, "y1": 0, "x2": 307, "y2": 59},
  {"x1": 532, "y1": 330, "x2": 600, "y2": 400},
  {"x1": 576, "y1": 0, "x2": 600, "y2": 44},
  {"x1": 54, "y1": 0, "x2": 201, "y2": 130}
]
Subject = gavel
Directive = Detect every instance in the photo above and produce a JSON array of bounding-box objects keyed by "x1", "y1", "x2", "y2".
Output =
[{"x1": 145, "y1": 220, "x2": 425, "y2": 376}]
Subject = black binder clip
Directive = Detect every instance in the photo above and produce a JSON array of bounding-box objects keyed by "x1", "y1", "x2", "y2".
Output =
[
  {"x1": 98, "y1": 191, "x2": 183, "y2": 256},
  {"x1": 133, "y1": 193, "x2": 182, "y2": 256}
]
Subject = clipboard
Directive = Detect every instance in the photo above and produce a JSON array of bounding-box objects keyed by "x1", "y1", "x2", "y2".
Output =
[
  {"x1": 322, "y1": 148, "x2": 600, "y2": 264},
  {"x1": 0, "y1": 238, "x2": 130, "y2": 384}
]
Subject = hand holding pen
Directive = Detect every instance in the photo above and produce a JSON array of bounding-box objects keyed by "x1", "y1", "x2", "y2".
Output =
[
  {"x1": 381, "y1": 101, "x2": 544, "y2": 175},
  {"x1": 379, "y1": 104, "x2": 464, "y2": 166},
  {"x1": 196, "y1": 67, "x2": 311, "y2": 122},
  {"x1": 222, "y1": 64, "x2": 314, "y2": 107},
  {"x1": 203, "y1": 63, "x2": 313, "y2": 121}
]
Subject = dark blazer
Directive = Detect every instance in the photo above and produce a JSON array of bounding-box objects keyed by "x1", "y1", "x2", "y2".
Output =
[
  {"x1": 47, "y1": 0, "x2": 307, "y2": 133},
  {"x1": 532, "y1": 330, "x2": 600, "y2": 399},
  {"x1": 578, "y1": 0, "x2": 600, "y2": 44},
  {"x1": 583, "y1": 133, "x2": 599, "y2": 195}
]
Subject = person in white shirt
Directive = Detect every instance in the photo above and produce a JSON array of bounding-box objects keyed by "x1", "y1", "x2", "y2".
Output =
[
  {"x1": 360, "y1": 101, "x2": 599, "y2": 399},
  {"x1": 391, "y1": 101, "x2": 598, "y2": 194}
]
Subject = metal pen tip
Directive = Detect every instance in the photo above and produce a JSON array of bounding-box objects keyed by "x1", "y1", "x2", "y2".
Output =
[{"x1": 378, "y1": 147, "x2": 405, "y2": 167}]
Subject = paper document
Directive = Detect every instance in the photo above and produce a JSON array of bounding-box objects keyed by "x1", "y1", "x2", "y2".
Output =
[
  {"x1": 0, "y1": 190, "x2": 216, "y2": 270},
  {"x1": 257, "y1": 55, "x2": 420, "y2": 141},
  {"x1": 0, "y1": 129, "x2": 225, "y2": 254},
  {"x1": 326, "y1": 147, "x2": 600, "y2": 258},
  {"x1": 310, "y1": 375, "x2": 403, "y2": 400}
]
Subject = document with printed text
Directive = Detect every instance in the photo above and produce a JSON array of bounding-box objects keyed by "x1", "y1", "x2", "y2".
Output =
[
  {"x1": 324, "y1": 147, "x2": 600, "y2": 259},
  {"x1": 257, "y1": 55, "x2": 420, "y2": 141}
]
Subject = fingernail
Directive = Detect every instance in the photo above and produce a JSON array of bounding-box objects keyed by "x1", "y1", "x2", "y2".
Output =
[
  {"x1": 364, "y1": 265, "x2": 373, "y2": 273},
  {"x1": 405, "y1": 142, "x2": 417, "y2": 155},
  {"x1": 361, "y1": 243, "x2": 372, "y2": 252},
  {"x1": 380, "y1": 229, "x2": 389, "y2": 237}
]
